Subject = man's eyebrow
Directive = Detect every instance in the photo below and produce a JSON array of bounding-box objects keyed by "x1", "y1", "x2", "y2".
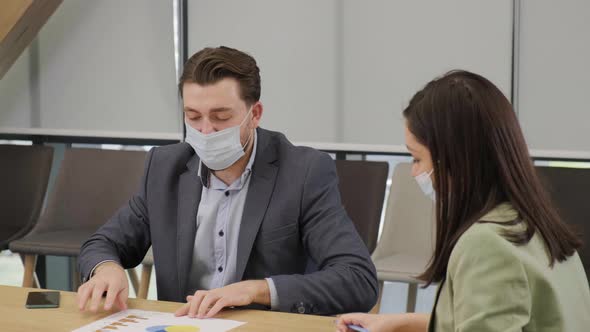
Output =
[{"x1": 210, "y1": 107, "x2": 233, "y2": 113}]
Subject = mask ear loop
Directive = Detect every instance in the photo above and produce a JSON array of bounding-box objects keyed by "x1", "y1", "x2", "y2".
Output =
[
  {"x1": 242, "y1": 128, "x2": 254, "y2": 150},
  {"x1": 240, "y1": 106, "x2": 255, "y2": 150}
]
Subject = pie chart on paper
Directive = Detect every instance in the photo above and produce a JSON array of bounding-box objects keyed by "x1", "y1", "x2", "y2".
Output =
[
  {"x1": 145, "y1": 326, "x2": 200, "y2": 332},
  {"x1": 71, "y1": 310, "x2": 244, "y2": 332}
]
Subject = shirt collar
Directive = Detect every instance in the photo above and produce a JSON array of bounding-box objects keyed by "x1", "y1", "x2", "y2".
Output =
[{"x1": 479, "y1": 202, "x2": 519, "y2": 223}]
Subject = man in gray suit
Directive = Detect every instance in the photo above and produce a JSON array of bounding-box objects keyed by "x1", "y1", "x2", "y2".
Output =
[{"x1": 77, "y1": 46, "x2": 378, "y2": 317}]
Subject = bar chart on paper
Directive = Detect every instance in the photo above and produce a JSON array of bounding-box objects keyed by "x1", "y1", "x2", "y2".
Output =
[{"x1": 71, "y1": 309, "x2": 245, "y2": 332}]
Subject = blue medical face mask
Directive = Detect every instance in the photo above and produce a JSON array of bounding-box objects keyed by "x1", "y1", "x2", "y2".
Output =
[
  {"x1": 415, "y1": 169, "x2": 435, "y2": 201},
  {"x1": 185, "y1": 107, "x2": 253, "y2": 170}
]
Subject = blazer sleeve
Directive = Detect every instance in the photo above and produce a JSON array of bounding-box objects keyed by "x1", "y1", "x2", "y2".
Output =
[
  {"x1": 270, "y1": 152, "x2": 379, "y2": 315},
  {"x1": 78, "y1": 148, "x2": 154, "y2": 283},
  {"x1": 448, "y1": 226, "x2": 532, "y2": 332}
]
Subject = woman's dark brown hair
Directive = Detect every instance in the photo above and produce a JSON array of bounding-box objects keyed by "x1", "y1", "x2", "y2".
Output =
[{"x1": 404, "y1": 70, "x2": 582, "y2": 284}]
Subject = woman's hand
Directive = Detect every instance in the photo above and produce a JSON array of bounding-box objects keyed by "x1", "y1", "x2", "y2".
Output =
[
  {"x1": 335, "y1": 313, "x2": 397, "y2": 332},
  {"x1": 335, "y1": 313, "x2": 430, "y2": 332}
]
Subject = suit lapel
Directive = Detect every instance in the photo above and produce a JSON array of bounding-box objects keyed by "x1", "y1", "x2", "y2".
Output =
[
  {"x1": 176, "y1": 153, "x2": 202, "y2": 298},
  {"x1": 235, "y1": 129, "x2": 279, "y2": 280}
]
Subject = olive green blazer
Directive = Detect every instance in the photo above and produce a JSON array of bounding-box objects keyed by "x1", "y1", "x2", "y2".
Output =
[{"x1": 429, "y1": 203, "x2": 590, "y2": 331}]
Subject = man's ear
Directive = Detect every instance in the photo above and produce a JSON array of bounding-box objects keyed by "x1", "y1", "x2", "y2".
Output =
[{"x1": 250, "y1": 101, "x2": 264, "y2": 128}]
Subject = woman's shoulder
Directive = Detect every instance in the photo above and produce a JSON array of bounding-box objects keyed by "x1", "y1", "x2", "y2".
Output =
[
  {"x1": 452, "y1": 203, "x2": 523, "y2": 258},
  {"x1": 448, "y1": 214, "x2": 525, "y2": 279},
  {"x1": 453, "y1": 221, "x2": 517, "y2": 257}
]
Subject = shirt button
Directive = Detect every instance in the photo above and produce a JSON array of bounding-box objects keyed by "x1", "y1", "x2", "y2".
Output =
[
  {"x1": 224, "y1": 191, "x2": 229, "y2": 197},
  {"x1": 219, "y1": 230, "x2": 224, "y2": 237},
  {"x1": 218, "y1": 266, "x2": 223, "y2": 272}
]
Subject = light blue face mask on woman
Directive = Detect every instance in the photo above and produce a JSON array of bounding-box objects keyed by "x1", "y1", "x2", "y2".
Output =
[
  {"x1": 185, "y1": 108, "x2": 253, "y2": 170},
  {"x1": 415, "y1": 169, "x2": 435, "y2": 201}
]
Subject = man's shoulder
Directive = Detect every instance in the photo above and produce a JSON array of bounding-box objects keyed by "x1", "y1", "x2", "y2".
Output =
[
  {"x1": 259, "y1": 128, "x2": 330, "y2": 163},
  {"x1": 149, "y1": 142, "x2": 195, "y2": 168}
]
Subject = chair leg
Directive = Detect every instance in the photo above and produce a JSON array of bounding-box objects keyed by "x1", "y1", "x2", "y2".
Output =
[
  {"x1": 406, "y1": 282, "x2": 418, "y2": 313},
  {"x1": 369, "y1": 280, "x2": 385, "y2": 314},
  {"x1": 22, "y1": 254, "x2": 39, "y2": 288},
  {"x1": 127, "y1": 268, "x2": 140, "y2": 296},
  {"x1": 71, "y1": 257, "x2": 81, "y2": 290},
  {"x1": 137, "y1": 263, "x2": 152, "y2": 299}
]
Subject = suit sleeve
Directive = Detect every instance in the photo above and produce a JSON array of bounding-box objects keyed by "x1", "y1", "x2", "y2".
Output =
[
  {"x1": 450, "y1": 228, "x2": 532, "y2": 331},
  {"x1": 78, "y1": 148, "x2": 155, "y2": 283},
  {"x1": 270, "y1": 152, "x2": 379, "y2": 315}
]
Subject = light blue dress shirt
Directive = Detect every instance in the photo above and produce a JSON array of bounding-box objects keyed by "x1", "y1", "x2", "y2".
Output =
[{"x1": 187, "y1": 132, "x2": 279, "y2": 309}]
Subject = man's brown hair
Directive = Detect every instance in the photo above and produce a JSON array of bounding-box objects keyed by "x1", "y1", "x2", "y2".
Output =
[{"x1": 178, "y1": 46, "x2": 261, "y2": 105}]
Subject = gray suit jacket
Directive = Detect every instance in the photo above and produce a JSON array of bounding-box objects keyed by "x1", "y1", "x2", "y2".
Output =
[{"x1": 79, "y1": 128, "x2": 378, "y2": 315}]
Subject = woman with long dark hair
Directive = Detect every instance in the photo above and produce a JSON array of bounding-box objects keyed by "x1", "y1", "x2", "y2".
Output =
[{"x1": 336, "y1": 70, "x2": 590, "y2": 331}]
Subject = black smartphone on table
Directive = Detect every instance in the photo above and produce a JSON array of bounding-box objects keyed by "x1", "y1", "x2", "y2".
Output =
[{"x1": 25, "y1": 291, "x2": 60, "y2": 309}]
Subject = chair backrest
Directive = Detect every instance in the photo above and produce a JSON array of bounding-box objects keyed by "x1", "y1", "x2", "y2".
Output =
[
  {"x1": 372, "y1": 162, "x2": 435, "y2": 262},
  {"x1": 0, "y1": 144, "x2": 54, "y2": 248},
  {"x1": 335, "y1": 160, "x2": 389, "y2": 253},
  {"x1": 535, "y1": 165, "x2": 590, "y2": 278},
  {"x1": 31, "y1": 148, "x2": 147, "y2": 234}
]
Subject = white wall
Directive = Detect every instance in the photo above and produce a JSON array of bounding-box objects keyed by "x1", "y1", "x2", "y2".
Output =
[
  {"x1": 340, "y1": 0, "x2": 513, "y2": 145},
  {"x1": 0, "y1": 0, "x2": 180, "y2": 135},
  {"x1": 39, "y1": 0, "x2": 179, "y2": 134},
  {"x1": 0, "y1": 48, "x2": 32, "y2": 127},
  {"x1": 7, "y1": 0, "x2": 589, "y2": 153},
  {"x1": 188, "y1": 0, "x2": 339, "y2": 142},
  {"x1": 187, "y1": 0, "x2": 512, "y2": 145},
  {"x1": 518, "y1": 0, "x2": 590, "y2": 151}
]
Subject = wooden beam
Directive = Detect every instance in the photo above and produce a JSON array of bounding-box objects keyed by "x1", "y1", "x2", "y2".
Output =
[{"x1": 0, "y1": 0, "x2": 62, "y2": 79}]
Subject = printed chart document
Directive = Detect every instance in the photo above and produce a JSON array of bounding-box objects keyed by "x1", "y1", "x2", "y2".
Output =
[{"x1": 72, "y1": 309, "x2": 245, "y2": 332}]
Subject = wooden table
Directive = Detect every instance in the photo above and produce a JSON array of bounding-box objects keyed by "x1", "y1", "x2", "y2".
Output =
[{"x1": 0, "y1": 285, "x2": 335, "y2": 331}]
